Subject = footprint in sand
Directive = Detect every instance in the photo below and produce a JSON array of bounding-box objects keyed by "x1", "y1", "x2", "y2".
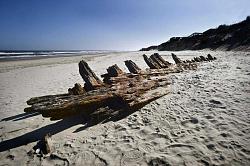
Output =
[
  {"x1": 209, "y1": 99, "x2": 226, "y2": 109},
  {"x1": 138, "y1": 143, "x2": 154, "y2": 153},
  {"x1": 190, "y1": 117, "x2": 199, "y2": 124},
  {"x1": 148, "y1": 157, "x2": 170, "y2": 166},
  {"x1": 71, "y1": 151, "x2": 96, "y2": 165},
  {"x1": 204, "y1": 115, "x2": 214, "y2": 119},
  {"x1": 220, "y1": 133, "x2": 228, "y2": 137},
  {"x1": 121, "y1": 149, "x2": 144, "y2": 166},
  {"x1": 209, "y1": 99, "x2": 222, "y2": 105},
  {"x1": 42, "y1": 154, "x2": 69, "y2": 166},
  {"x1": 181, "y1": 117, "x2": 199, "y2": 126},
  {"x1": 206, "y1": 144, "x2": 216, "y2": 150}
]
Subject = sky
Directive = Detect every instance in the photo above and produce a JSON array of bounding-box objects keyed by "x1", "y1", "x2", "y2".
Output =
[{"x1": 0, "y1": 0, "x2": 249, "y2": 51}]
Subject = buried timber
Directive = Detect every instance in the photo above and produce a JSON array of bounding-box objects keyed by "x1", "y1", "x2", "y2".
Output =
[{"x1": 24, "y1": 53, "x2": 216, "y2": 121}]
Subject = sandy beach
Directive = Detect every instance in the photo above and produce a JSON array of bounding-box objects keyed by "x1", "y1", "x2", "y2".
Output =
[{"x1": 0, "y1": 50, "x2": 250, "y2": 165}]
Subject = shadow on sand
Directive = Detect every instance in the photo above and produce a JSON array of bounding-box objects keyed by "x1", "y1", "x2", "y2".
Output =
[
  {"x1": 0, "y1": 109, "x2": 136, "y2": 152},
  {"x1": 1, "y1": 112, "x2": 40, "y2": 122}
]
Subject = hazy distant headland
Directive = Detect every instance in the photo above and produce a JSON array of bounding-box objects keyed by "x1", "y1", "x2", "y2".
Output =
[{"x1": 140, "y1": 16, "x2": 250, "y2": 51}]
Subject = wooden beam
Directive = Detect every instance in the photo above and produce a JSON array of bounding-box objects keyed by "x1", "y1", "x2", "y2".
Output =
[
  {"x1": 171, "y1": 53, "x2": 183, "y2": 64},
  {"x1": 143, "y1": 54, "x2": 161, "y2": 69},
  {"x1": 79, "y1": 60, "x2": 103, "y2": 91},
  {"x1": 124, "y1": 60, "x2": 141, "y2": 74},
  {"x1": 150, "y1": 53, "x2": 171, "y2": 68}
]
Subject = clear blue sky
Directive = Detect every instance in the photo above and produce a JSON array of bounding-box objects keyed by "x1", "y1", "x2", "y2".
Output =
[{"x1": 0, "y1": 0, "x2": 249, "y2": 50}]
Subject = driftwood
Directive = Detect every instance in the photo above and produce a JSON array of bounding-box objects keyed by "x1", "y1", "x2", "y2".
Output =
[
  {"x1": 33, "y1": 133, "x2": 52, "y2": 155},
  {"x1": 24, "y1": 53, "x2": 216, "y2": 121},
  {"x1": 43, "y1": 134, "x2": 52, "y2": 154}
]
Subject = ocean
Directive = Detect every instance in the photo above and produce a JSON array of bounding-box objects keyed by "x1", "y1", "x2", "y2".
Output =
[{"x1": 0, "y1": 50, "x2": 115, "y2": 61}]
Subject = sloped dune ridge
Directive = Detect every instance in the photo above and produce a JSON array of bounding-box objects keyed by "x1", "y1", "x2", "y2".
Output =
[
  {"x1": 141, "y1": 16, "x2": 250, "y2": 51},
  {"x1": 0, "y1": 51, "x2": 250, "y2": 165}
]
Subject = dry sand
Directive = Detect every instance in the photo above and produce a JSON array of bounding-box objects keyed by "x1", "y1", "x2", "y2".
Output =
[{"x1": 0, "y1": 50, "x2": 250, "y2": 165}]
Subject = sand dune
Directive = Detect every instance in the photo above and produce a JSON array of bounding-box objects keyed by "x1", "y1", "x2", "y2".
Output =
[{"x1": 0, "y1": 51, "x2": 250, "y2": 165}]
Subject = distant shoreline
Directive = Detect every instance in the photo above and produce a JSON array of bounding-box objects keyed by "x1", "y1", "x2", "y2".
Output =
[{"x1": 0, "y1": 50, "x2": 124, "y2": 62}]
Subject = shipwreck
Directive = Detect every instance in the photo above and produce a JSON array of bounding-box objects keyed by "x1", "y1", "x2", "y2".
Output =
[{"x1": 24, "y1": 53, "x2": 216, "y2": 122}]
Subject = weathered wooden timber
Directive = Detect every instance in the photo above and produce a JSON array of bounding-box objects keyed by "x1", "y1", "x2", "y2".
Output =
[
  {"x1": 79, "y1": 60, "x2": 103, "y2": 91},
  {"x1": 68, "y1": 83, "x2": 85, "y2": 95},
  {"x1": 194, "y1": 57, "x2": 201, "y2": 62},
  {"x1": 24, "y1": 53, "x2": 217, "y2": 121},
  {"x1": 199, "y1": 56, "x2": 207, "y2": 61},
  {"x1": 125, "y1": 60, "x2": 141, "y2": 74},
  {"x1": 107, "y1": 64, "x2": 124, "y2": 77},
  {"x1": 150, "y1": 53, "x2": 172, "y2": 68},
  {"x1": 207, "y1": 54, "x2": 216, "y2": 60},
  {"x1": 143, "y1": 54, "x2": 161, "y2": 69},
  {"x1": 171, "y1": 53, "x2": 182, "y2": 64}
]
